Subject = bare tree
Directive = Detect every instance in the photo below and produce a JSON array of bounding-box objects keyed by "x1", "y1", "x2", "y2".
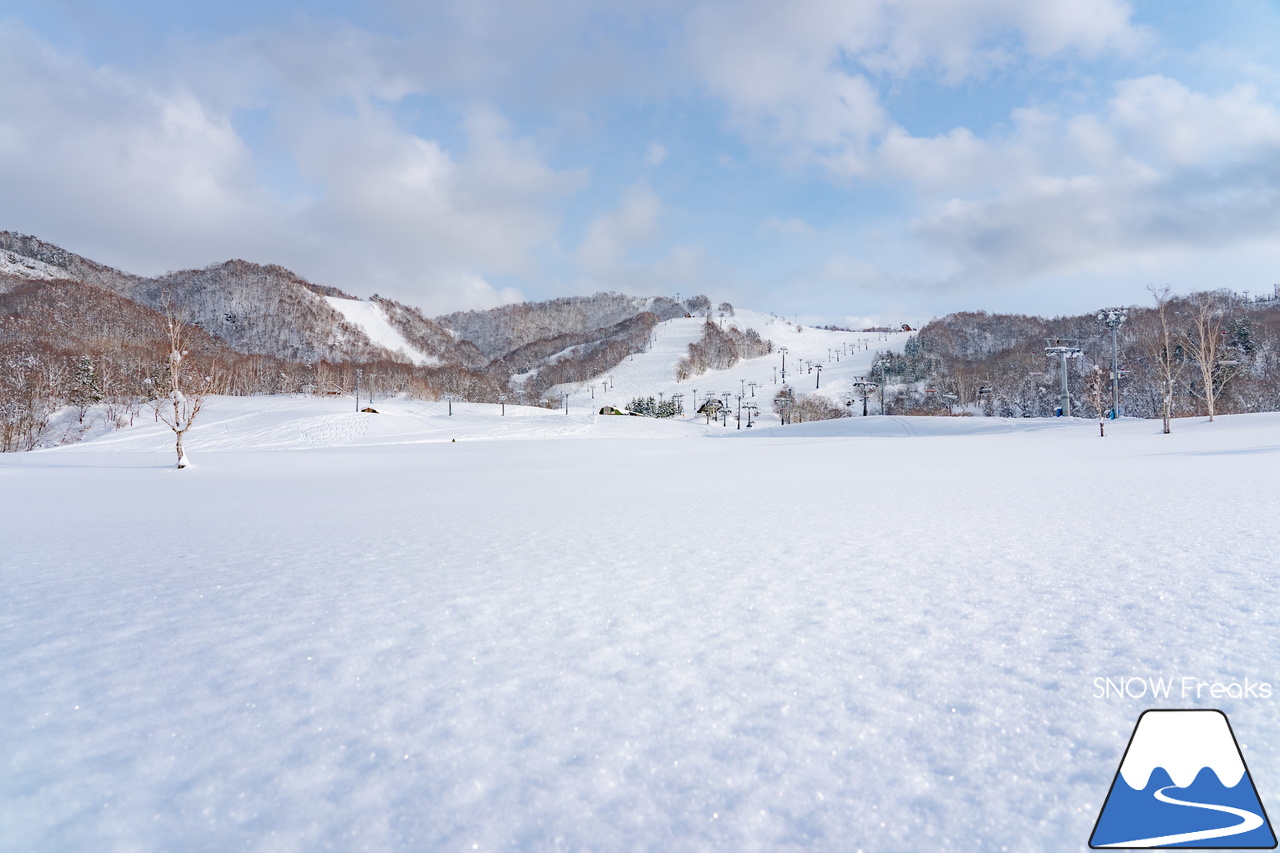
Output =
[
  {"x1": 152, "y1": 295, "x2": 206, "y2": 468},
  {"x1": 1086, "y1": 363, "x2": 1109, "y2": 436},
  {"x1": 1146, "y1": 286, "x2": 1183, "y2": 434},
  {"x1": 1181, "y1": 290, "x2": 1235, "y2": 422}
]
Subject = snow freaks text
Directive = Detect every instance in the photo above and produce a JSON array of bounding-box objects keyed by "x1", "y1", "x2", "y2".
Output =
[{"x1": 1093, "y1": 677, "x2": 1273, "y2": 701}]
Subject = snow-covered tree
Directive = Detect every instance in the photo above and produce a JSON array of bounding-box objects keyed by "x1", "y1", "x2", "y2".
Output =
[
  {"x1": 70, "y1": 354, "x2": 102, "y2": 423},
  {"x1": 151, "y1": 296, "x2": 207, "y2": 468}
]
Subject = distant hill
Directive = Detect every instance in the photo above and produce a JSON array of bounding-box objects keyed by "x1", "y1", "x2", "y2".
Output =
[{"x1": 0, "y1": 231, "x2": 711, "y2": 450}]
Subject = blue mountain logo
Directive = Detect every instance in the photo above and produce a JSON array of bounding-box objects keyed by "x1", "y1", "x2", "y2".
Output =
[{"x1": 1091, "y1": 709, "x2": 1276, "y2": 848}]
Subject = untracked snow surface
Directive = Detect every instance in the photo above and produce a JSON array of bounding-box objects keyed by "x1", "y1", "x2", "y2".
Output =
[{"x1": 3, "y1": 396, "x2": 1280, "y2": 852}]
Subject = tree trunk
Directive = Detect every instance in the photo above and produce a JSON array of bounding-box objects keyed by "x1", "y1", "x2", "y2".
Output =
[{"x1": 176, "y1": 429, "x2": 187, "y2": 468}]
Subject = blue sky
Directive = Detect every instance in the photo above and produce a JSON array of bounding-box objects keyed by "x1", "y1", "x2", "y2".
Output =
[{"x1": 3, "y1": 1, "x2": 1280, "y2": 324}]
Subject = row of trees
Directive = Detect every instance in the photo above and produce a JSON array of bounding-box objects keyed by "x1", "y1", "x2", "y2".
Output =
[
  {"x1": 876, "y1": 289, "x2": 1280, "y2": 425},
  {"x1": 771, "y1": 387, "x2": 845, "y2": 424},
  {"x1": 676, "y1": 320, "x2": 774, "y2": 379},
  {"x1": 435, "y1": 292, "x2": 697, "y2": 359},
  {"x1": 627, "y1": 395, "x2": 684, "y2": 418}
]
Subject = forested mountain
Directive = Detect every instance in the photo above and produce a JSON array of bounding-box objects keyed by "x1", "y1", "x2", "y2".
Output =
[
  {"x1": 8, "y1": 230, "x2": 1277, "y2": 454},
  {"x1": 0, "y1": 232, "x2": 711, "y2": 450},
  {"x1": 875, "y1": 291, "x2": 1280, "y2": 420},
  {"x1": 436, "y1": 293, "x2": 688, "y2": 359}
]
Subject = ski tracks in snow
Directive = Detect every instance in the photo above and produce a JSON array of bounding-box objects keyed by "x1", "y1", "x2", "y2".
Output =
[{"x1": 300, "y1": 414, "x2": 370, "y2": 449}]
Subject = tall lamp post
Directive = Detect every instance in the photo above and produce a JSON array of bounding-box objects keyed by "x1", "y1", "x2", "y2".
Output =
[{"x1": 1097, "y1": 308, "x2": 1127, "y2": 419}]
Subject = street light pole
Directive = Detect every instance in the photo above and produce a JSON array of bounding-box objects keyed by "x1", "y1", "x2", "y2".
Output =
[{"x1": 1097, "y1": 309, "x2": 1127, "y2": 419}]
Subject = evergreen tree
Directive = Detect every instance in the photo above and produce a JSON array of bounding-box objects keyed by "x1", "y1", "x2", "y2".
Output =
[{"x1": 71, "y1": 354, "x2": 102, "y2": 423}]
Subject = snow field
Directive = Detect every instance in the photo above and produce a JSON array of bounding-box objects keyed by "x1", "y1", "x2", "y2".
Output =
[{"x1": 3, "y1": 404, "x2": 1280, "y2": 851}]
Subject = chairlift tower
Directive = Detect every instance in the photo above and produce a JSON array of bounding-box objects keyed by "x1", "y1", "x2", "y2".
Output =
[
  {"x1": 1044, "y1": 338, "x2": 1083, "y2": 417},
  {"x1": 850, "y1": 377, "x2": 876, "y2": 416}
]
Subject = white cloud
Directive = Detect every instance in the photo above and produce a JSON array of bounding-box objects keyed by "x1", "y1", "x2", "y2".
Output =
[
  {"x1": 687, "y1": 0, "x2": 1142, "y2": 173},
  {"x1": 451, "y1": 273, "x2": 525, "y2": 311},
  {"x1": 643, "y1": 142, "x2": 668, "y2": 166},
  {"x1": 1106, "y1": 75, "x2": 1280, "y2": 167},
  {"x1": 0, "y1": 20, "x2": 267, "y2": 271},
  {"x1": 575, "y1": 183, "x2": 665, "y2": 277},
  {"x1": 893, "y1": 78, "x2": 1280, "y2": 289},
  {"x1": 0, "y1": 21, "x2": 581, "y2": 314}
]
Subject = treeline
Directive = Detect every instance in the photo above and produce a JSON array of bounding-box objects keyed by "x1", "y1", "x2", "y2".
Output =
[
  {"x1": 876, "y1": 290, "x2": 1280, "y2": 419},
  {"x1": 0, "y1": 276, "x2": 494, "y2": 449},
  {"x1": 436, "y1": 293, "x2": 697, "y2": 360},
  {"x1": 507, "y1": 313, "x2": 660, "y2": 404},
  {"x1": 771, "y1": 387, "x2": 845, "y2": 424},
  {"x1": 0, "y1": 271, "x2": 706, "y2": 449},
  {"x1": 676, "y1": 319, "x2": 774, "y2": 379},
  {"x1": 1, "y1": 230, "x2": 735, "y2": 450}
]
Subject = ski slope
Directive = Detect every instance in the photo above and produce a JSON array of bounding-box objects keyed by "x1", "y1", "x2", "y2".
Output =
[
  {"x1": 4, "y1": 397, "x2": 1280, "y2": 852},
  {"x1": 553, "y1": 309, "x2": 912, "y2": 417},
  {"x1": 325, "y1": 296, "x2": 438, "y2": 366}
]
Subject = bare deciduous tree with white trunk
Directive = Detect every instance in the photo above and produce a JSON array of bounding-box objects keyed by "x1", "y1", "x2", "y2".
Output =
[
  {"x1": 1086, "y1": 363, "x2": 1109, "y2": 436},
  {"x1": 1181, "y1": 290, "x2": 1236, "y2": 422},
  {"x1": 152, "y1": 296, "x2": 206, "y2": 468},
  {"x1": 1146, "y1": 286, "x2": 1183, "y2": 435}
]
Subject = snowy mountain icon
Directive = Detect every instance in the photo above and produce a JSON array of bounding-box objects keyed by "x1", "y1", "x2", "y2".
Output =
[{"x1": 1090, "y1": 709, "x2": 1276, "y2": 848}]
